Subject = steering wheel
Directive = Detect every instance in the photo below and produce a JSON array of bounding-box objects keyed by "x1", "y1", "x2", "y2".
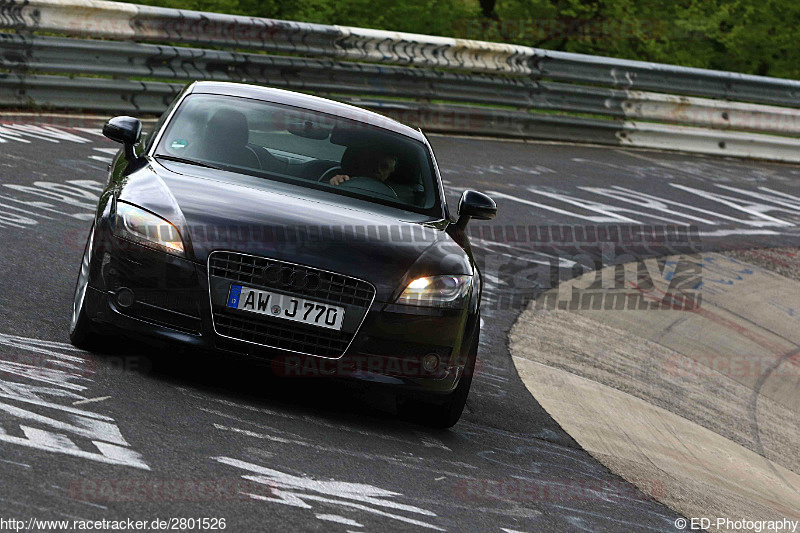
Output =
[
  {"x1": 319, "y1": 166, "x2": 343, "y2": 183},
  {"x1": 337, "y1": 176, "x2": 398, "y2": 199}
]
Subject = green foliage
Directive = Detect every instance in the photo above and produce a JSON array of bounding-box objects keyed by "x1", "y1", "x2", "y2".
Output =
[
  {"x1": 130, "y1": 0, "x2": 474, "y2": 34},
  {"x1": 484, "y1": 0, "x2": 795, "y2": 78},
  {"x1": 122, "y1": 0, "x2": 796, "y2": 79}
]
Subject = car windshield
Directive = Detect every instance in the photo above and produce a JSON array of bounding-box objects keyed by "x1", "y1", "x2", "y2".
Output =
[{"x1": 153, "y1": 94, "x2": 442, "y2": 216}]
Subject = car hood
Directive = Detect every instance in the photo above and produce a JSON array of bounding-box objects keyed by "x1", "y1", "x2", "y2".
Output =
[{"x1": 117, "y1": 161, "x2": 471, "y2": 301}]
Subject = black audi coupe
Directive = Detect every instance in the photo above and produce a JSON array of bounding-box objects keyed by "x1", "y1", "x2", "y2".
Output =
[{"x1": 70, "y1": 81, "x2": 496, "y2": 427}]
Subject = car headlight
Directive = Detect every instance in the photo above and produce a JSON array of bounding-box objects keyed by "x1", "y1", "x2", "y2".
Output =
[
  {"x1": 396, "y1": 275, "x2": 472, "y2": 308},
  {"x1": 114, "y1": 201, "x2": 185, "y2": 257}
]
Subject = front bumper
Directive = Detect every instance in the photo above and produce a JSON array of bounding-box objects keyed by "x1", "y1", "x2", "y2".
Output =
[{"x1": 86, "y1": 238, "x2": 474, "y2": 396}]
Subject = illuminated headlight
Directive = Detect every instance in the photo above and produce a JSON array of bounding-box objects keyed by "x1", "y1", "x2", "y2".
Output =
[
  {"x1": 114, "y1": 201, "x2": 185, "y2": 257},
  {"x1": 396, "y1": 275, "x2": 472, "y2": 308}
]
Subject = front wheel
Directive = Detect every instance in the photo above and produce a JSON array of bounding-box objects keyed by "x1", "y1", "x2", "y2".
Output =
[
  {"x1": 400, "y1": 330, "x2": 478, "y2": 428},
  {"x1": 69, "y1": 225, "x2": 102, "y2": 350}
]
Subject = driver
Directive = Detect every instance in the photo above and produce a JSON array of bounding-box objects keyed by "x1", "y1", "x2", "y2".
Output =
[{"x1": 329, "y1": 151, "x2": 397, "y2": 186}]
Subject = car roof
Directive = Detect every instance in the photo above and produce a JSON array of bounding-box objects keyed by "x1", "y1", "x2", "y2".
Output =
[{"x1": 189, "y1": 81, "x2": 426, "y2": 142}]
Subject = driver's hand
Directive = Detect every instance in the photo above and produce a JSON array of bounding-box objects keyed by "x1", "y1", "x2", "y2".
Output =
[{"x1": 329, "y1": 174, "x2": 350, "y2": 186}]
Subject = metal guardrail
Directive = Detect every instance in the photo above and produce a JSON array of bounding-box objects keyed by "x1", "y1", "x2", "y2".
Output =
[{"x1": 2, "y1": 0, "x2": 800, "y2": 162}]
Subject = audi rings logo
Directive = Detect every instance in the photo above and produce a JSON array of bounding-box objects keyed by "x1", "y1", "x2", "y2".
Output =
[{"x1": 262, "y1": 265, "x2": 321, "y2": 291}]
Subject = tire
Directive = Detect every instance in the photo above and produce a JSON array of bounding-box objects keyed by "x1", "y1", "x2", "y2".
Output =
[
  {"x1": 401, "y1": 328, "x2": 479, "y2": 429},
  {"x1": 69, "y1": 224, "x2": 102, "y2": 350}
]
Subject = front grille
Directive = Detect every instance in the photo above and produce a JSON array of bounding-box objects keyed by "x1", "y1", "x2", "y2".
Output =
[
  {"x1": 214, "y1": 312, "x2": 349, "y2": 357},
  {"x1": 209, "y1": 252, "x2": 373, "y2": 307},
  {"x1": 209, "y1": 252, "x2": 375, "y2": 358}
]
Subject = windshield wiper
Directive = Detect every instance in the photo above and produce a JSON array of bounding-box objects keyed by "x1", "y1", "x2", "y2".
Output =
[{"x1": 154, "y1": 154, "x2": 223, "y2": 170}]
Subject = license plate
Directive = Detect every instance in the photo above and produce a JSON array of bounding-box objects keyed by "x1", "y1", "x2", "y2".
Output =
[{"x1": 227, "y1": 285, "x2": 345, "y2": 331}]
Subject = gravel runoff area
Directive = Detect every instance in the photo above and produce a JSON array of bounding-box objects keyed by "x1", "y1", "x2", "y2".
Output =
[{"x1": 725, "y1": 247, "x2": 800, "y2": 282}]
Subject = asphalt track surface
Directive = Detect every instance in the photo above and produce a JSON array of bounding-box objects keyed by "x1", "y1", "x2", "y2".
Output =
[{"x1": 0, "y1": 118, "x2": 798, "y2": 532}]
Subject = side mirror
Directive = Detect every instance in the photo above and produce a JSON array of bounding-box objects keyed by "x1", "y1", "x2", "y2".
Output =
[
  {"x1": 456, "y1": 190, "x2": 496, "y2": 229},
  {"x1": 103, "y1": 116, "x2": 142, "y2": 162}
]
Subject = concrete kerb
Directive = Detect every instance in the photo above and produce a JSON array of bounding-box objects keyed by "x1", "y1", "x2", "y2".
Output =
[{"x1": 510, "y1": 251, "x2": 800, "y2": 532}]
